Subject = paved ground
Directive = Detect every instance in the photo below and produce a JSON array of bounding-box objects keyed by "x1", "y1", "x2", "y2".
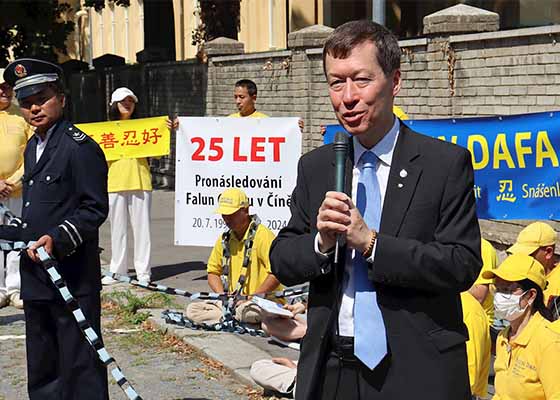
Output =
[
  {"x1": 0, "y1": 303, "x2": 262, "y2": 400},
  {"x1": 0, "y1": 190, "x2": 296, "y2": 399},
  {"x1": 98, "y1": 190, "x2": 300, "y2": 364},
  {"x1": 1, "y1": 190, "x2": 495, "y2": 399}
]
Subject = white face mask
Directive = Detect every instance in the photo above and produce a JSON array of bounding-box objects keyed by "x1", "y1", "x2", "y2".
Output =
[{"x1": 494, "y1": 291, "x2": 530, "y2": 321}]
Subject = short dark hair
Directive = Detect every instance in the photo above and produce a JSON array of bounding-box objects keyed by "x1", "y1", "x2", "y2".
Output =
[
  {"x1": 322, "y1": 20, "x2": 401, "y2": 77},
  {"x1": 108, "y1": 102, "x2": 137, "y2": 121},
  {"x1": 235, "y1": 79, "x2": 257, "y2": 96}
]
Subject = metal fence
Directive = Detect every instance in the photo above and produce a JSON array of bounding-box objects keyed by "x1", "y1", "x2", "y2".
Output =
[{"x1": 65, "y1": 60, "x2": 208, "y2": 188}]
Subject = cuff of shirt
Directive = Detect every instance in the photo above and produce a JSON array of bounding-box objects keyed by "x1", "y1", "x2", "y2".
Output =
[
  {"x1": 314, "y1": 233, "x2": 334, "y2": 258},
  {"x1": 367, "y1": 241, "x2": 377, "y2": 264}
]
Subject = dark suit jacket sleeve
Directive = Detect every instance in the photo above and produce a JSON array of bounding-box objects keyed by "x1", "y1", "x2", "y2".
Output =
[
  {"x1": 372, "y1": 149, "x2": 481, "y2": 293},
  {"x1": 47, "y1": 140, "x2": 109, "y2": 259},
  {"x1": 0, "y1": 224, "x2": 22, "y2": 242},
  {"x1": 270, "y1": 157, "x2": 332, "y2": 287}
]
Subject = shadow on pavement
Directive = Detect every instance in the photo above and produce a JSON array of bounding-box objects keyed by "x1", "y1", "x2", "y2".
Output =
[
  {"x1": 174, "y1": 398, "x2": 211, "y2": 400},
  {"x1": 151, "y1": 261, "x2": 207, "y2": 281},
  {"x1": 0, "y1": 313, "x2": 25, "y2": 325}
]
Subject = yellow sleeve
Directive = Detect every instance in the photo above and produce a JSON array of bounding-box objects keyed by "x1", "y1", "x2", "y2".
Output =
[
  {"x1": 464, "y1": 313, "x2": 479, "y2": 393},
  {"x1": 539, "y1": 340, "x2": 560, "y2": 399},
  {"x1": 393, "y1": 106, "x2": 408, "y2": 120},
  {"x1": 5, "y1": 123, "x2": 33, "y2": 191},
  {"x1": 207, "y1": 236, "x2": 224, "y2": 275},
  {"x1": 5, "y1": 162, "x2": 24, "y2": 190},
  {"x1": 475, "y1": 239, "x2": 498, "y2": 285},
  {"x1": 257, "y1": 226, "x2": 275, "y2": 274}
]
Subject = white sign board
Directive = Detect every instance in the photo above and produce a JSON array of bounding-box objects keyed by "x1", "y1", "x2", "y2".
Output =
[{"x1": 175, "y1": 117, "x2": 301, "y2": 246}]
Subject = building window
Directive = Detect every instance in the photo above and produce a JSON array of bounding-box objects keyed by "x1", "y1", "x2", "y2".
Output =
[{"x1": 322, "y1": 0, "x2": 560, "y2": 38}]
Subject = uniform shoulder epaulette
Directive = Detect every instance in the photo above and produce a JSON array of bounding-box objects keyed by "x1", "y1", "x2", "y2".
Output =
[{"x1": 65, "y1": 125, "x2": 88, "y2": 143}]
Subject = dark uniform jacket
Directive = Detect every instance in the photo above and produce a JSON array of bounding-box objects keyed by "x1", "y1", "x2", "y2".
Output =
[
  {"x1": 0, "y1": 119, "x2": 108, "y2": 300},
  {"x1": 270, "y1": 123, "x2": 482, "y2": 400}
]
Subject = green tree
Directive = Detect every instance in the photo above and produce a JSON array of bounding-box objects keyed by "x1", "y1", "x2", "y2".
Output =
[
  {"x1": 192, "y1": 0, "x2": 241, "y2": 58},
  {"x1": 83, "y1": 0, "x2": 130, "y2": 11},
  {"x1": 0, "y1": 1, "x2": 75, "y2": 66}
]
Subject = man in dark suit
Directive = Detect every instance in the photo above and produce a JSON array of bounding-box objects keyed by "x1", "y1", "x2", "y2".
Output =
[
  {"x1": 0, "y1": 59, "x2": 109, "y2": 399},
  {"x1": 270, "y1": 20, "x2": 482, "y2": 400}
]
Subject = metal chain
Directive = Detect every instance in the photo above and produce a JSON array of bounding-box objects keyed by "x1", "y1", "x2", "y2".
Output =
[
  {"x1": 221, "y1": 214, "x2": 260, "y2": 296},
  {"x1": 101, "y1": 269, "x2": 309, "y2": 302},
  {"x1": 38, "y1": 247, "x2": 142, "y2": 400},
  {"x1": 0, "y1": 203, "x2": 142, "y2": 400},
  {"x1": 162, "y1": 309, "x2": 268, "y2": 337}
]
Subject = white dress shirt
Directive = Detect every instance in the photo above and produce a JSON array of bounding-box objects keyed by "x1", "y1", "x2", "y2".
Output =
[
  {"x1": 35, "y1": 124, "x2": 56, "y2": 162},
  {"x1": 314, "y1": 117, "x2": 400, "y2": 337}
]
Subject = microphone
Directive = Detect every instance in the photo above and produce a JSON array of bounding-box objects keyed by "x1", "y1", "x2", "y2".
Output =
[{"x1": 333, "y1": 132, "x2": 348, "y2": 264}]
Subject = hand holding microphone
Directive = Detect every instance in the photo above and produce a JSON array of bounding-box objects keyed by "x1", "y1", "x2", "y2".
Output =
[{"x1": 316, "y1": 132, "x2": 373, "y2": 260}]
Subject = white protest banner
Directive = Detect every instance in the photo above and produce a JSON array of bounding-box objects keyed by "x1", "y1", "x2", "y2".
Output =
[{"x1": 175, "y1": 117, "x2": 301, "y2": 246}]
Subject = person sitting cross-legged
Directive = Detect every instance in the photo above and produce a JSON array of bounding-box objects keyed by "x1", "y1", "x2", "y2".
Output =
[{"x1": 186, "y1": 188, "x2": 283, "y2": 325}]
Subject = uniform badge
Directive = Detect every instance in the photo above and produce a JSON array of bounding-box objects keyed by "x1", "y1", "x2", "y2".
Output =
[
  {"x1": 14, "y1": 64, "x2": 27, "y2": 78},
  {"x1": 68, "y1": 126, "x2": 87, "y2": 142}
]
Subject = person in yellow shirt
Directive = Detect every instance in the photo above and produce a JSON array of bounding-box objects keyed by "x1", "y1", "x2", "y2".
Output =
[
  {"x1": 229, "y1": 79, "x2": 268, "y2": 118},
  {"x1": 470, "y1": 238, "x2": 499, "y2": 325},
  {"x1": 482, "y1": 254, "x2": 560, "y2": 400},
  {"x1": 101, "y1": 87, "x2": 152, "y2": 285},
  {"x1": 0, "y1": 69, "x2": 33, "y2": 309},
  {"x1": 507, "y1": 222, "x2": 558, "y2": 309},
  {"x1": 186, "y1": 188, "x2": 282, "y2": 325},
  {"x1": 460, "y1": 291, "x2": 491, "y2": 399},
  {"x1": 167, "y1": 79, "x2": 305, "y2": 131}
]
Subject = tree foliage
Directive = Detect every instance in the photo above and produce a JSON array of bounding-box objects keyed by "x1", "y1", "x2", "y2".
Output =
[
  {"x1": 83, "y1": 0, "x2": 130, "y2": 12},
  {"x1": 192, "y1": 0, "x2": 241, "y2": 55},
  {"x1": 0, "y1": 1, "x2": 75, "y2": 66}
]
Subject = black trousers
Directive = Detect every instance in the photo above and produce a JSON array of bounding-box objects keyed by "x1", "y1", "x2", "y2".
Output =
[
  {"x1": 319, "y1": 336, "x2": 389, "y2": 400},
  {"x1": 318, "y1": 335, "x2": 471, "y2": 400},
  {"x1": 23, "y1": 292, "x2": 109, "y2": 400}
]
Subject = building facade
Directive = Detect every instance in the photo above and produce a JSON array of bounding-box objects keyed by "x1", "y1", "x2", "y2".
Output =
[{"x1": 62, "y1": 0, "x2": 560, "y2": 66}]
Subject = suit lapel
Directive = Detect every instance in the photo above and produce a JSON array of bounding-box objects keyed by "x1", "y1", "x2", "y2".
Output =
[
  {"x1": 380, "y1": 124, "x2": 423, "y2": 237},
  {"x1": 28, "y1": 121, "x2": 64, "y2": 179},
  {"x1": 25, "y1": 136, "x2": 37, "y2": 173}
]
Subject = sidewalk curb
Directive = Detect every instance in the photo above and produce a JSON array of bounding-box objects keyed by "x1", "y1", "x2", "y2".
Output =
[{"x1": 147, "y1": 309, "x2": 270, "y2": 387}]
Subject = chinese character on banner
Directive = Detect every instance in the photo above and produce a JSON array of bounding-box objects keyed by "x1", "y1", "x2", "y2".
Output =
[
  {"x1": 122, "y1": 130, "x2": 140, "y2": 146},
  {"x1": 142, "y1": 128, "x2": 162, "y2": 145},
  {"x1": 99, "y1": 132, "x2": 119, "y2": 149},
  {"x1": 496, "y1": 179, "x2": 517, "y2": 203}
]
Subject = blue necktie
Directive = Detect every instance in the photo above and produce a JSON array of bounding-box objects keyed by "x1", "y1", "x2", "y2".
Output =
[{"x1": 354, "y1": 151, "x2": 387, "y2": 369}]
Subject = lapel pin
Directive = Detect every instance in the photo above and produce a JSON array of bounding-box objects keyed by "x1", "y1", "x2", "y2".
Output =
[
  {"x1": 399, "y1": 169, "x2": 408, "y2": 178},
  {"x1": 398, "y1": 183, "x2": 404, "y2": 188}
]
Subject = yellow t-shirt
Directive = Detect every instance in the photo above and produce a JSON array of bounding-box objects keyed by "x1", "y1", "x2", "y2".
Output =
[
  {"x1": 207, "y1": 223, "x2": 283, "y2": 298},
  {"x1": 461, "y1": 292, "x2": 491, "y2": 398},
  {"x1": 544, "y1": 266, "x2": 560, "y2": 307},
  {"x1": 228, "y1": 111, "x2": 269, "y2": 118},
  {"x1": 0, "y1": 103, "x2": 34, "y2": 197},
  {"x1": 473, "y1": 238, "x2": 499, "y2": 325},
  {"x1": 393, "y1": 105, "x2": 408, "y2": 120},
  {"x1": 494, "y1": 312, "x2": 560, "y2": 400},
  {"x1": 107, "y1": 157, "x2": 152, "y2": 193},
  {"x1": 550, "y1": 319, "x2": 560, "y2": 334}
]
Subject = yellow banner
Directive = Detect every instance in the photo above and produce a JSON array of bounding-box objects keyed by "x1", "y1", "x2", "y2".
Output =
[{"x1": 76, "y1": 116, "x2": 170, "y2": 161}]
